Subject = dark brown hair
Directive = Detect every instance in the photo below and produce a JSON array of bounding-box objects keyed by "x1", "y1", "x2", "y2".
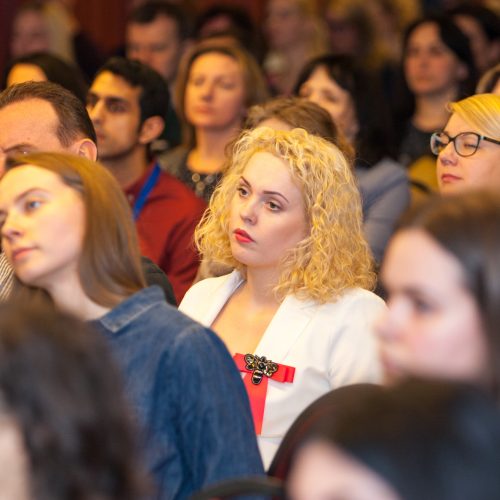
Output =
[
  {"x1": 244, "y1": 96, "x2": 355, "y2": 165},
  {"x1": 0, "y1": 81, "x2": 96, "y2": 145},
  {"x1": 0, "y1": 301, "x2": 147, "y2": 499},
  {"x1": 398, "y1": 191, "x2": 500, "y2": 394}
]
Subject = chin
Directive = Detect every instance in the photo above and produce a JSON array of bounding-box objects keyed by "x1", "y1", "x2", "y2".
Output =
[{"x1": 439, "y1": 182, "x2": 466, "y2": 196}]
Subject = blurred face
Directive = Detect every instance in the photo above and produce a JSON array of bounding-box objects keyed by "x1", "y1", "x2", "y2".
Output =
[
  {"x1": 197, "y1": 14, "x2": 233, "y2": 38},
  {"x1": 288, "y1": 441, "x2": 401, "y2": 500},
  {"x1": 228, "y1": 151, "x2": 307, "y2": 273},
  {"x1": 265, "y1": 0, "x2": 304, "y2": 50},
  {"x1": 377, "y1": 229, "x2": 487, "y2": 384},
  {"x1": 10, "y1": 9, "x2": 50, "y2": 57},
  {"x1": 494, "y1": 79, "x2": 500, "y2": 96},
  {"x1": 437, "y1": 113, "x2": 500, "y2": 194},
  {"x1": 126, "y1": 15, "x2": 183, "y2": 84},
  {"x1": 7, "y1": 63, "x2": 47, "y2": 86},
  {"x1": 0, "y1": 165, "x2": 85, "y2": 292},
  {"x1": 185, "y1": 52, "x2": 246, "y2": 133},
  {"x1": 404, "y1": 22, "x2": 467, "y2": 97},
  {"x1": 298, "y1": 65, "x2": 359, "y2": 142},
  {"x1": 87, "y1": 71, "x2": 143, "y2": 162},
  {"x1": 325, "y1": 10, "x2": 361, "y2": 57},
  {"x1": 0, "y1": 99, "x2": 76, "y2": 175},
  {"x1": 453, "y1": 14, "x2": 491, "y2": 74}
]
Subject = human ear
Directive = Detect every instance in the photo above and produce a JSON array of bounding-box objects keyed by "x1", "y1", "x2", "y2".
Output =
[
  {"x1": 138, "y1": 116, "x2": 165, "y2": 145},
  {"x1": 457, "y1": 62, "x2": 469, "y2": 82},
  {"x1": 72, "y1": 138, "x2": 97, "y2": 161}
]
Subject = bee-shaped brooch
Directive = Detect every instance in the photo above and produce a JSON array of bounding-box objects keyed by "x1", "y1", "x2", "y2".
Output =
[{"x1": 244, "y1": 354, "x2": 278, "y2": 385}]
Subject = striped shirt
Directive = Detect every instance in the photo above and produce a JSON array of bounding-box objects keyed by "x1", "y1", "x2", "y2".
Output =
[{"x1": 0, "y1": 252, "x2": 14, "y2": 301}]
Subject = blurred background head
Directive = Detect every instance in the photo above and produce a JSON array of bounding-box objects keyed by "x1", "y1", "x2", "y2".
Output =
[
  {"x1": 0, "y1": 301, "x2": 146, "y2": 499},
  {"x1": 378, "y1": 191, "x2": 500, "y2": 394},
  {"x1": 287, "y1": 378, "x2": 500, "y2": 500},
  {"x1": 3, "y1": 51, "x2": 87, "y2": 103}
]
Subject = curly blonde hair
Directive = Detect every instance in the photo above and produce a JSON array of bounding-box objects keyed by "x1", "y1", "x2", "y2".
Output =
[{"x1": 195, "y1": 127, "x2": 375, "y2": 302}]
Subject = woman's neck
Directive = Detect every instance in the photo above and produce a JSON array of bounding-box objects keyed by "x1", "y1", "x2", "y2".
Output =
[
  {"x1": 413, "y1": 89, "x2": 456, "y2": 132},
  {"x1": 273, "y1": 45, "x2": 311, "y2": 95},
  {"x1": 279, "y1": 38, "x2": 311, "y2": 63},
  {"x1": 241, "y1": 267, "x2": 281, "y2": 309},
  {"x1": 189, "y1": 127, "x2": 239, "y2": 174},
  {"x1": 47, "y1": 277, "x2": 112, "y2": 321}
]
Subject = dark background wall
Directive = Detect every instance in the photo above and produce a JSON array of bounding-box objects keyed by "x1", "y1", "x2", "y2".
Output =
[{"x1": 0, "y1": 0, "x2": 267, "y2": 77}]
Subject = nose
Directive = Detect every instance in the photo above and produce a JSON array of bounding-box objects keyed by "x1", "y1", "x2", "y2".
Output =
[
  {"x1": 198, "y1": 81, "x2": 215, "y2": 101},
  {"x1": 438, "y1": 140, "x2": 458, "y2": 167},
  {"x1": 1, "y1": 212, "x2": 23, "y2": 242},
  {"x1": 239, "y1": 197, "x2": 258, "y2": 224},
  {"x1": 133, "y1": 47, "x2": 152, "y2": 66},
  {"x1": 306, "y1": 90, "x2": 322, "y2": 108},
  {"x1": 374, "y1": 298, "x2": 405, "y2": 342},
  {"x1": 87, "y1": 98, "x2": 105, "y2": 123}
]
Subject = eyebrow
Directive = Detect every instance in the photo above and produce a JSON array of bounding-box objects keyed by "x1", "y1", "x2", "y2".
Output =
[
  {"x1": 0, "y1": 187, "x2": 49, "y2": 209},
  {"x1": 87, "y1": 92, "x2": 131, "y2": 107},
  {"x1": 1, "y1": 143, "x2": 37, "y2": 155},
  {"x1": 240, "y1": 176, "x2": 290, "y2": 203}
]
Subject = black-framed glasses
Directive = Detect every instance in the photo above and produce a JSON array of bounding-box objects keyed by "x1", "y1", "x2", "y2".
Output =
[{"x1": 430, "y1": 131, "x2": 500, "y2": 157}]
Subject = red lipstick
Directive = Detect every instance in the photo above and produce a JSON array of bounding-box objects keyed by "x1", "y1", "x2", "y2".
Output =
[{"x1": 234, "y1": 229, "x2": 254, "y2": 243}]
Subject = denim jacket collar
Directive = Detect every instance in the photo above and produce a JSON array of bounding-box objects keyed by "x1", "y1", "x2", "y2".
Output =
[{"x1": 96, "y1": 286, "x2": 164, "y2": 333}]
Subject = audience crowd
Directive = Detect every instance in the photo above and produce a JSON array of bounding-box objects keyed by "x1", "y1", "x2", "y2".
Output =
[{"x1": 0, "y1": 0, "x2": 499, "y2": 499}]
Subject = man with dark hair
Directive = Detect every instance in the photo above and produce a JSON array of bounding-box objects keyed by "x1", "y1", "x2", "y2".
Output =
[
  {"x1": 87, "y1": 58, "x2": 205, "y2": 303},
  {"x1": 126, "y1": 1, "x2": 191, "y2": 149},
  {"x1": 0, "y1": 80, "x2": 97, "y2": 160},
  {"x1": 126, "y1": 0, "x2": 190, "y2": 87},
  {"x1": 0, "y1": 81, "x2": 176, "y2": 305}
]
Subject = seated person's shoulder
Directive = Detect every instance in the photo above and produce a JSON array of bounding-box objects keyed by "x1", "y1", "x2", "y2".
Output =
[
  {"x1": 181, "y1": 272, "x2": 236, "y2": 308},
  {"x1": 157, "y1": 145, "x2": 189, "y2": 178},
  {"x1": 141, "y1": 256, "x2": 176, "y2": 306}
]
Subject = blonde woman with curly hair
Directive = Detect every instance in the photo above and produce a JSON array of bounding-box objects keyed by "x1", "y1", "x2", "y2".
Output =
[{"x1": 179, "y1": 126, "x2": 385, "y2": 468}]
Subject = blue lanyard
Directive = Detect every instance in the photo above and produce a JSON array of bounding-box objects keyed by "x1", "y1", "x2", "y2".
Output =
[{"x1": 133, "y1": 162, "x2": 161, "y2": 220}]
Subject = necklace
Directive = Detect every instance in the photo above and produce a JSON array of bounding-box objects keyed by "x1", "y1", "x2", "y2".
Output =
[{"x1": 189, "y1": 171, "x2": 221, "y2": 201}]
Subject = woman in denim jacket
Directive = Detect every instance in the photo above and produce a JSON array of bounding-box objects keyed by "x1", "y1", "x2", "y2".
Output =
[{"x1": 0, "y1": 152, "x2": 263, "y2": 499}]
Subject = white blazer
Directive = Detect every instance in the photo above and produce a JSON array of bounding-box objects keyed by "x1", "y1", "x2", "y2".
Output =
[{"x1": 179, "y1": 271, "x2": 385, "y2": 469}]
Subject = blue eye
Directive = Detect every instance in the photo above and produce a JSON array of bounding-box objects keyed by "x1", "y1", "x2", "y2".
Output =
[
  {"x1": 25, "y1": 199, "x2": 42, "y2": 212},
  {"x1": 413, "y1": 298, "x2": 433, "y2": 313}
]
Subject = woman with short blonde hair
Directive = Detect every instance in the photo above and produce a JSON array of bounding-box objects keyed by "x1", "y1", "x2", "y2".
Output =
[{"x1": 432, "y1": 93, "x2": 500, "y2": 194}]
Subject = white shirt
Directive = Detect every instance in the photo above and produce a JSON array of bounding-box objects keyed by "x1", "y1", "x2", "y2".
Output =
[{"x1": 180, "y1": 271, "x2": 385, "y2": 469}]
